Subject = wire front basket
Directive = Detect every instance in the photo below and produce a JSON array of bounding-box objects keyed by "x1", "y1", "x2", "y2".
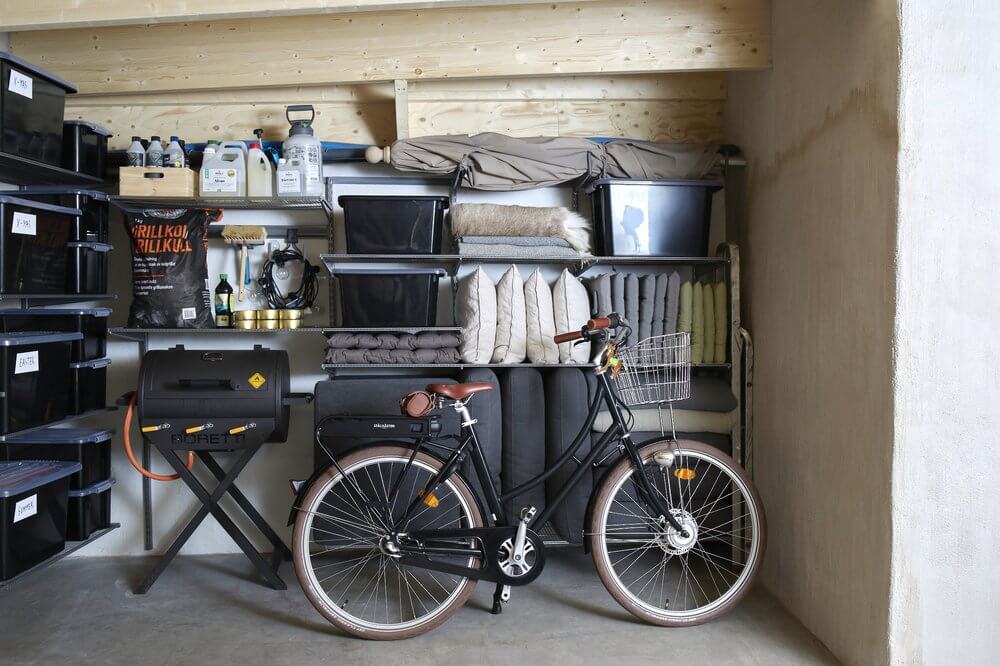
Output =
[{"x1": 611, "y1": 332, "x2": 691, "y2": 407}]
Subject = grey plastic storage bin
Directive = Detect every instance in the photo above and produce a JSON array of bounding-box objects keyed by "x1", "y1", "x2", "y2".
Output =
[
  {"x1": 66, "y1": 477, "x2": 113, "y2": 541},
  {"x1": 0, "y1": 52, "x2": 77, "y2": 167},
  {"x1": 18, "y1": 188, "x2": 111, "y2": 243},
  {"x1": 589, "y1": 179, "x2": 723, "y2": 257},
  {"x1": 70, "y1": 358, "x2": 111, "y2": 414},
  {"x1": 0, "y1": 307, "x2": 111, "y2": 361},
  {"x1": 1, "y1": 428, "x2": 113, "y2": 490},
  {"x1": 332, "y1": 267, "x2": 446, "y2": 327},
  {"x1": 0, "y1": 332, "x2": 81, "y2": 435},
  {"x1": 0, "y1": 460, "x2": 80, "y2": 580}
]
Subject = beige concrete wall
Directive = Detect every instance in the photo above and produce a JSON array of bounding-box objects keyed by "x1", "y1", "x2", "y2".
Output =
[
  {"x1": 724, "y1": 1, "x2": 899, "y2": 664},
  {"x1": 891, "y1": 2, "x2": 1000, "y2": 664}
]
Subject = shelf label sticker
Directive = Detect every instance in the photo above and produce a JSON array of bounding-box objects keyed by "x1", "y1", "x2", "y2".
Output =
[
  {"x1": 11, "y1": 212, "x2": 36, "y2": 236},
  {"x1": 14, "y1": 494, "x2": 37, "y2": 523},
  {"x1": 181, "y1": 307, "x2": 197, "y2": 321},
  {"x1": 8, "y1": 70, "x2": 32, "y2": 99},
  {"x1": 14, "y1": 350, "x2": 39, "y2": 375}
]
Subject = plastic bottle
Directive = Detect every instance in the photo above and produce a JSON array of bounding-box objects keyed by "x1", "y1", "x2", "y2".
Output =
[
  {"x1": 126, "y1": 136, "x2": 145, "y2": 167},
  {"x1": 145, "y1": 136, "x2": 164, "y2": 169},
  {"x1": 165, "y1": 136, "x2": 185, "y2": 168},
  {"x1": 202, "y1": 140, "x2": 219, "y2": 165},
  {"x1": 200, "y1": 144, "x2": 247, "y2": 197},
  {"x1": 275, "y1": 157, "x2": 305, "y2": 197},
  {"x1": 214, "y1": 274, "x2": 234, "y2": 328},
  {"x1": 282, "y1": 105, "x2": 323, "y2": 196},
  {"x1": 247, "y1": 142, "x2": 274, "y2": 197}
]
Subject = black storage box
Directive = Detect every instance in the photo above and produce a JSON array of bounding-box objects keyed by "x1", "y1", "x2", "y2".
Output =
[
  {"x1": 70, "y1": 358, "x2": 111, "y2": 415},
  {"x1": 62, "y1": 120, "x2": 111, "y2": 179},
  {"x1": 66, "y1": 477, "x2": 113, "y2": 541},
  {"x1": 0, "y1": 307, "x2": 111, "y2": 361},
  {"x1": 0, "y1": 332, "x2": 79, "y2": 435},
  {"x1": 0, "y1": 460, "x2": 80, "y2": 580},
  {"x1": 1, "y1": 428, "x2": 113, "y2": 490},
  {"x1": 589, "y1": 179, "x2": 723, "y2": 257},
  {"x1": 0, "y1": 195, "x2": 78, "y2": 295},
  {"x1": 0, "y1": 52, "x2": 77, "y2": 167},
  {"x1": 333, "y1": 267, "x2": 445, "y2": 327},
  {"x1": 18, "y1": 188, "x2": 110, "y2": 243},
  {"x1": 68, "y1": 240, "x2": 112, "y2": 294},
  {"x1": 339, "y1": 195, "x2": 449, "y2": 254}
]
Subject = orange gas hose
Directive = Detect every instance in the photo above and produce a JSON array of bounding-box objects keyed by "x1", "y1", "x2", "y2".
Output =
[{"x1": 123, "y1": 392, "x2": 194, "y2": 481}]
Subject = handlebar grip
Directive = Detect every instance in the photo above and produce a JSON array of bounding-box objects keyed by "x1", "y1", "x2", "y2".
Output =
[
  {"x1": 588, "y1": 317, "x2": 613, "y2": 331},
  {"x1": 554, "y1": 330, "x2": 584, "y2": 344}
]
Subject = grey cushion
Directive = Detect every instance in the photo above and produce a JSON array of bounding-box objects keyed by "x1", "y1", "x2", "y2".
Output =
[
  {"x1": 625, "y1": 273, "x2": 639, "y2": 331},
  {"x1": 665, "y1": 271, "x2": 681, "y2": 334},
  {"x1": 638, "y1": 274, "x2": 656, "y2": 342},
  {"x1": 651, "y1": 273, "x2": 668, "y2": 337},
  {"x1": 545, "y1": 368, "x2": 597, "y2": 544},
  {"x1": 611, "y1": 272, "x2": 626, "y2": 318},
  {"x1": 500, "y1": 368, "x2": 547, "y2": 521},
  {"x1": 592, "y1": 273, "x2": 612, "y2": 317},
  {"x1": 458, "y1": 369, "x2": 502, "y2": 498}
]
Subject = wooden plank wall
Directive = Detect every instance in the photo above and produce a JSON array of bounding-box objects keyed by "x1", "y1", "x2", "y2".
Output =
[
  {"x1": 8, "y1": 0, "x2": 765, "y2": 147},
  {"x1": 65, "y1": 74, "x2": 726, "y2": 149}
]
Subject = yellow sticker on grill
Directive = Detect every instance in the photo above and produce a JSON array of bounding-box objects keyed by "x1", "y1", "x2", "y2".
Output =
[{"x1": 248, "y1": 372, "x2": 266, "y2": 389}]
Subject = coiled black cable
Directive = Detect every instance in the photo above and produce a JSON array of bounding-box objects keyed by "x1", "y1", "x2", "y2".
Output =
[{"x1": 257, "y1": 245, "x2": 320, "y2": 309}]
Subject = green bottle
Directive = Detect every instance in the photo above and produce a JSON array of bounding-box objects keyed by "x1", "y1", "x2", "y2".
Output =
[{"x1": 215, "y1": 274, "x2": 234, "y2": 328}]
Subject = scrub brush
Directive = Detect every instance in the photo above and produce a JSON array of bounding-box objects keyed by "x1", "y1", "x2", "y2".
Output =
[{"x1": 220, "y1": 225, "x2": 267, "y2": 302}]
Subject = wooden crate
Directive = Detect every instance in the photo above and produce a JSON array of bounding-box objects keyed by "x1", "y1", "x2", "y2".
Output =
[{"x1": 119, "y1": 167, "x2": 197, "y2": 197}]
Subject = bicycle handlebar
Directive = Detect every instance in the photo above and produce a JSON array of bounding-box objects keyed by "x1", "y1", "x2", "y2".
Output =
[{"x1": 553, "y1": 314, "x2": 620, "y2": 344}]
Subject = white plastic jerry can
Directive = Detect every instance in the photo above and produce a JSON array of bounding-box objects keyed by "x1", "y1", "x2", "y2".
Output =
[
  {"x1": 275, "y1": 157, "x2": 305, "y2": 197},
  {"x1": 200, "y1": 145, "x2": 247, "y2": 197},
  {"x1": 247, "y1": 142, "x2": 274, "y2": 197}
]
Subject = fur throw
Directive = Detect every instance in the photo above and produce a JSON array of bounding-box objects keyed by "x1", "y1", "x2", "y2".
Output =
[{"x1": 450, "y1": 203, "x2": 591, "y2": 254}]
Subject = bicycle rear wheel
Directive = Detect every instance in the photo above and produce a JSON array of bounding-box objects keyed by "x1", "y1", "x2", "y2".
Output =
[
  {"x1": 292, "y1": 445, "x2": 483, "y2": 640},
  {"x1": 589, "y1": 439, "x2": 765, "y2": 626}
]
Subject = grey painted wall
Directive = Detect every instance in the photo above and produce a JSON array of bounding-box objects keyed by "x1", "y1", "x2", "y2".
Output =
[
  {"x1": 724, "y1": 1, "x2": 899, "y2": 664},
  {"x1": 891, "y1": 2, "x2": 1000, "y2": 664}
]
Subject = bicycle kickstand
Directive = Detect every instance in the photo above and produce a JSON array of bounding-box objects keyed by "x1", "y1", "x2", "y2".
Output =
[{"x1": 491, "y1": 583, "x2": 511, "y2": 614}]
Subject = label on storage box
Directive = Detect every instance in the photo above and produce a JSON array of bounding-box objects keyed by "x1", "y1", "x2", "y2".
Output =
[
  {"x1": 181, "y1": 307, "x2": 197, "y2": 321},
  {"x1": 11, "y1": 212, "x2": 36, "y2": 236},
  {"x1": 8, "y1": 70, "x2": 32, "y2": 99},
  {"x1": 201, "y1": 168, "x2": 239, "y2": 193},
  {"x1": 14, "y1": 350, "x2": 39, "y2": 375},
  {"x1": 277, "y1": 170, "x2": 301, "y2": 194},
  {"x1": 13, "y1": 494, "x2": 37, "y2": 523}
]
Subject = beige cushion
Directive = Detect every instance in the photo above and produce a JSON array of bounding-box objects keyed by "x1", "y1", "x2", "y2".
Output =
[
  {"x1": 458, "y1": 267, "x2": 497, "y2": 364},
  {"x1": 714, "y1": 281, "x2": 727, "y2": 362},
  {"x1": 492, "y1": 266, "x2": 527, "y2": 363},
  {"x1": 702, "y1": 281, "x2": 716, "y2": 363},
  {"x1": 691, "y1": 281, "x2": 704, "y2": 364},
  {"x1": 552, "y1": 269, "x2": 591, "y2": 364},
  {"x1": 524, "y1": 269, "x2": 559, "y2": 364}
]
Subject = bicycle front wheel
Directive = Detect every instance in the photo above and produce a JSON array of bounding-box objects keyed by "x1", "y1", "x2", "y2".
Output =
[
  {"x1": 589, "y1": 439, "x2": 766, "y2": 626},
  {"x1": 293, "y1": 445, "x2": 483, "y2": 640}
]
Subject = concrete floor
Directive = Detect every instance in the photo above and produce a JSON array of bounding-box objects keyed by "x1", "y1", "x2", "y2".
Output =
[{"x1": 1, "y1": 551, "x2": 836, "y2": 665}]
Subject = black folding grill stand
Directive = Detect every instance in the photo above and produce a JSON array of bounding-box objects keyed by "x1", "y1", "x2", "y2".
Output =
[{"x1": 135, "y1": 435, "x2": 289, "y2": 595}]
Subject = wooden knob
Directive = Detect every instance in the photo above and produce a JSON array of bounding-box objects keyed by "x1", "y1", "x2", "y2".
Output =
[{"x1": 365, "y1": 145, "x2": 391, "y2": 164}]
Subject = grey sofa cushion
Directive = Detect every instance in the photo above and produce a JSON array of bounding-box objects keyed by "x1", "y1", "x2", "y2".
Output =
[
  {"x1": 665, "y1": 271, "x2": 681, "y2": 334},
  {"x1": 500, "y1": 368, "x2": 547, "y2": 521},
  {"x1": 638, "y1": 274, "x2": 656, "y2": 342},
  {"x1": 625, "y1": 272, "x2": 639, "y2": 331},
  {"x1": 611, "y1": 272, "x2": 626, "y2": 318},
  {"x1": 544, "y1": 368, "x2": 597, "y2": 544},
  {"x1": 651, "y1": 273, "x2": 668, "y2": 337},
  {"x1": 458, "y1": 369, "x2": 502, "y2": 498}
]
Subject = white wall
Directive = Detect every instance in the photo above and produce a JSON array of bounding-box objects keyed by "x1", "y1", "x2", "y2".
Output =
[
  {"x1": 724, "y1": 1, "x2": 899, "y2": 664},
  {"x1": 891, "y1": 2, "x2": 1000, "y2": 664}
]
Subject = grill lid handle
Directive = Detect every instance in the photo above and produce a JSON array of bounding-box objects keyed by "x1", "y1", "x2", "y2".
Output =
[
  {"x1": 283, "y1": 393, "x2": 314, "y2": 406},
  {"x1": 178, "y1": 378, "x2": 238, "y2": 390}
]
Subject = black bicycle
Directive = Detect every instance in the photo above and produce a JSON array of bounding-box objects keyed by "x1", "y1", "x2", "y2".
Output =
[{"x1": 292, "y1": 315, "x2": 766, "y2": 639}]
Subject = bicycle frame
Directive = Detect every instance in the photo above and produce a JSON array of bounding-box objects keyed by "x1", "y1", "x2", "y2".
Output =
[{"x1": 399, "y1": 367, "x2": 682, "y2": 536}]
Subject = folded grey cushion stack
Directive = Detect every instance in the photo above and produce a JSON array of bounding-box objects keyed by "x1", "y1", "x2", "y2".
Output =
[{"x1": 325, "y1": 331, "x2": 462, "y2": 364}]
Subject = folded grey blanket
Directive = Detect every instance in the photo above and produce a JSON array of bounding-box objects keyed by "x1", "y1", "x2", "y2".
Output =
[
  {"x1": 457, "y1": 241, "x2": 582, "y2": 258},
  {"x1": 327, "y1": 331, "x2": 461, "y2": 350},
  {"x1": 459, "y1": 235, "x2": 573, "y2": 248},
  {"x1": 325, "y1": 348, "x2": 462, "y2": 364}
]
